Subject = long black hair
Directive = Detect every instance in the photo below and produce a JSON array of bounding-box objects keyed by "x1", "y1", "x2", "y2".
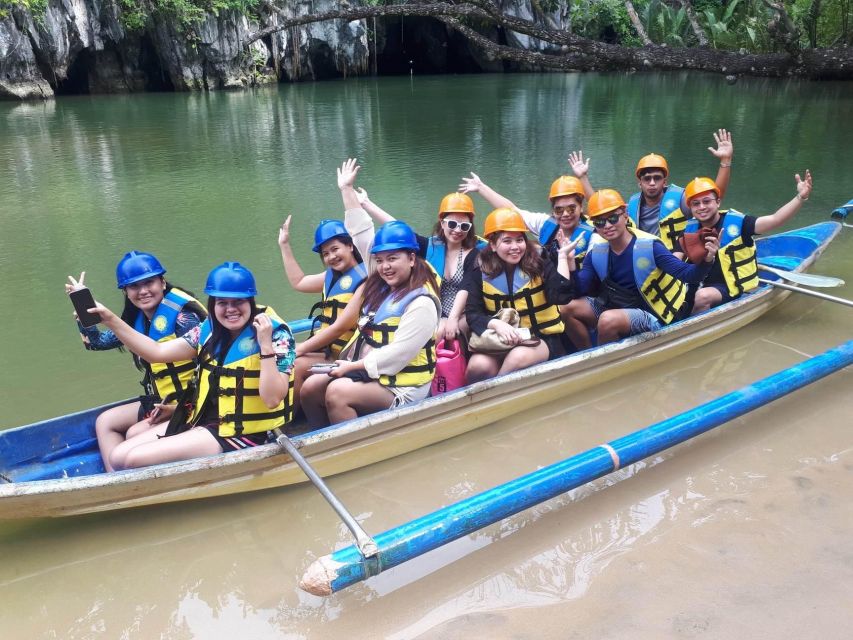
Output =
[{"x1": 197, "y1": 296, "x2": 262, "y2": 365}]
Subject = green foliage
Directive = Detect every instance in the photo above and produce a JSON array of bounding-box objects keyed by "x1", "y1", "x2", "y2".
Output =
[
  {"x1": 570, "y1": 0, "x2": 640, "y2": 45},
  {"x1": 116, "y1": 0, "x2": 260, "y2": 33},
  {"x1": 641, "y1": 0, "x2": 692, "y2": 46},
  {"x1": 1, "y1": 0, "x2": 49, "y2": 20}
]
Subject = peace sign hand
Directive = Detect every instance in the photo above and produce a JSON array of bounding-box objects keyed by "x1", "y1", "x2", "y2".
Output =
[{"x1": 65, "y1": 271, "x2": 86, "y2": 295}]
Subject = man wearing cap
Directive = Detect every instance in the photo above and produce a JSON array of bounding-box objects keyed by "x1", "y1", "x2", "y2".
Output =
[
  {"x1": 561, "y1": 189, "x2": 719, "y2": 348},
  {"x1": 572, "y1": 130, "x2": 734, "y2": 251},
  {"x1": 683, "y1": 171, "x2": 813, "y2": 314}
]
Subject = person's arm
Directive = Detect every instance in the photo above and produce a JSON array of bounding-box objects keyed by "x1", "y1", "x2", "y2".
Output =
[
  {"x1": 339, "y1": 158, "x2": 376, "y2": 267},
  {"x1": 254, "y1": 315, "x2": 291, "y2": 408},
  {"x1": 709, "y1": 128, "x2": 734, "y2": 200},
  {"x1": 653, "y1": 240, "x2": 717, "y2": 284},
  {"x1": 278, "y1": 215, "x2": 325, "y2": 293},
  {"x1": 90, "y1": 302, "x2": 197, "y2": 363},
  {"x1": 338, "y1": 158, "x2": 362, "y2": 211},
  {"x1": 754, "y1": 171, "x2": 813, "y2": 235},
  {"x1": 355, "y1": 187, "x2": 395, "y2": 225},
  {"x1": 543, "y1": 255, "x2": 575, "y2": 307},
  {"x1": 463, "y1": 266, "x2": 491, "y2": 335},
  {"x1": 570, "y1": 252, "x2": 600, "y2": 297},
  {"x1": 568, "y1": 151, "x2": 595, "y2": 198},
  {"x1": 77, "y1": 323, "x2": 123, "y2": 350},
  {"x1": 296, "y1": 286, "x2": 364, "y2": 356},
  {"x1": 459, "y1": 172, "x2": 516, "y2": 210},
  {"x1": 442, "y1": 289, "x2": 468, "y2": 340}
]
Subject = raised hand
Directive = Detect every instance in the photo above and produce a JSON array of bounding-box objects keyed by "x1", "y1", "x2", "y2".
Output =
[
  {"x1": 568, "y1": 151, "x2": 590, "y2": 178},
  {"x1": 795, "y1": 170, "x2": 813, "y2": 201},
  {"x1": 253, "y1": 313, "x2": 274, "y2": 350},
  {"x1": 65, "y1": 271, "x2": 86, "y2": 294},
  {"x1": 708, "y1": 129, "x2": 733, "y2": 162},
  {"x1": 558, "y1": 237, "x2": 580, "y2": 263},
  {"x1": 703, "y1": 232, "x2": 720, "y2": 263},
  {"x1": 355, "y1": 187, "x2": 370, "y2": 205},
  {"x1": 337, "y1": 158, "x2": 360, "y2": 191},
  {"x1": 458, "y1": 172, "x2": 483, "y2": 194},
  {"x1": 278, "y1": 215, "x2": 292, "y2": 247}
]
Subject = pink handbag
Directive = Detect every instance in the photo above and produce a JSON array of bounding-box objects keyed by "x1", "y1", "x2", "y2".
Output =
[{"x1": 431, "y1": 338, "x2": 467, "y2": 395}]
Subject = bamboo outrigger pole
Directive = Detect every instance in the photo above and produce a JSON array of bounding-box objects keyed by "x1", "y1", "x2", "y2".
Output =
[{"x1": 300, "y1": 339, "x2": 853, "y2": 596}]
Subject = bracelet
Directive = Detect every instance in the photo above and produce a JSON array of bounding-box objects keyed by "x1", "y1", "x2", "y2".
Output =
[
  {"x1": 719, "y1": 162, "x2": 732, "y2": 168},
  {"x1": 796, "y1": 193, "x2": 809, "y2": 202},
  {"x1": 259, "y1": 352, "x2": 276, "y2": 359}
]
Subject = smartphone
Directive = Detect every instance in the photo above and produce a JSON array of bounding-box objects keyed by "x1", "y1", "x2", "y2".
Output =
[
  {"x1": 69, "y1": 287, "x2": 100, "y2": 328},
  {"x1": 309, "y1": 363, "x2": 339, "y2": 374}
]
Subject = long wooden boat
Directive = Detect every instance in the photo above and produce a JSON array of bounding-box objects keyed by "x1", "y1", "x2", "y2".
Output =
[{"x1": 0, "y1": 222, "x2": 841, "y2": 519}]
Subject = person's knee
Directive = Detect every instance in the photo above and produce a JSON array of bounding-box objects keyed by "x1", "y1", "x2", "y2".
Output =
[
  {"x1": 693, "y1": 288, "x2": 721, "y2": 311},
  {"x1": 466, "y1": 359, "x2": 496, "y2": 383},
  {"x1": 597, "y1": 311, "x2": 627, "y2": 335}
]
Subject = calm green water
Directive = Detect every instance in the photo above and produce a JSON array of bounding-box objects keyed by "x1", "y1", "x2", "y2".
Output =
[
  {"x1": 1, "y1": 73, "x2": 852, "y2": 425},
  {"x1": 1, "y1": 74, "x2": 853, "y2": 639}
]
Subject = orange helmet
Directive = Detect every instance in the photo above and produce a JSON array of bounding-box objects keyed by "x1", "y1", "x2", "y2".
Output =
[
  {"x1": 549, "y1": 176, "x2": 585, "y2": 202},
  {"x1": 587, "y1": 189, "x2": 627, "y2": 218},
  {"x1": 483, "y1": 208, "x2": 527, "y2": 237},
  {"x1": 684, "y1": 177, "x2": 720, "y2": 203},
  {"x1": 635, "y1": 153, "x2": 669, "y2": 178},
  {"x1": 438, "y1": 192, "x2": 475, "y2": 218}
]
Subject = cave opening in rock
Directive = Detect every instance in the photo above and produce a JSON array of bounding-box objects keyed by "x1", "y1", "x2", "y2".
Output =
[
  {"x1": 138, "y1": 35, "x2": 175, "y2": 92},
  {"x1": 374, "y1": 16, "x2": 490, "y2": 75},
  {"x1": 56, "y1": 50, "x2": 94, "y2": 95}
]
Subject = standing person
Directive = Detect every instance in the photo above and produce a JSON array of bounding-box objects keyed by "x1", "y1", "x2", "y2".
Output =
[
  {"x1": 561, "y1": 189, "x2": 719, "y2": 348},
  {"x1": 573, "y1": 130, "x2": 734, "y2": 250},
  {"x1": 464, "y1": 208, "x2": 575, "y2": 383},
  {"x1": 459, "y1": 162, "x2": 594, "y2": 268},
  {"x1": 355, "y1": 186, "x2": 483, "y2": 343},
  {"x1": 88, "y1": 262, "x2": 295, "y2": 470},
  {"x1": 64, "y1": 251, "x2": 205, "y2": 472},
  {"x1": 298, "y1": 160, "x2": 440, "y2": 427},
  {"x1": 278, "y1": 215, "x2": 367, "y2": 411},
  {"x1": 683, "y1": 171, "x2": 813, "y2": 314}
]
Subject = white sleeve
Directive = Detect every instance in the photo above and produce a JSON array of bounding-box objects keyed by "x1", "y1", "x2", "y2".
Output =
[
  {"x1": 345, "y1": 207, "x2": 376, "y2": 273},
  {"x1": 517, "y1": 208, "x2": 551, "y2": 239},
  {"x1": 363, "y1": 296, "x2": 439, "y2": 379}
]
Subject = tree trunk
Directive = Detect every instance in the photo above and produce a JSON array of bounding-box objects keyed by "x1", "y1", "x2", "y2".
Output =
[
  {"x1": 624, "y1": 1, "x2": 652, "y2": 46},
  {"x1": 677, "y1": 0, "x2": 709, "y2": 47}
]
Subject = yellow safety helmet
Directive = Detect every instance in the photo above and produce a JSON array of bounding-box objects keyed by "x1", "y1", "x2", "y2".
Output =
[
  {"x1": 483, "y1": 208, "x2": 527, "y2": 237},
  {"x1": 548, "y1": 175, "x2": 585, "y2": 202},
  {"x1": 587, "y1": 189, "x2": 627, "y2": 218},
  {"x1": 684, "y1": 177, "x2": 720, "y2": 203},
  {"x1": 438, "y1": 192, "x2": 475, "y2": 218},
  {"x1": 635, "y1": 153, "x2": 669, "y2": 178}
]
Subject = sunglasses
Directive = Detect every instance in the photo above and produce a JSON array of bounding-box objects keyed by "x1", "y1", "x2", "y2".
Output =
[
  {"x1": 689, "y1": 197, "x2": 718, "y2": 207},
  {"x1": 443, "y1": 220, "x2": 472, "y2": 232},
  {"x1": 640, "y1": 173, "x2": 666, "y2": 183},
  {"x1": 552, "y1": 204, "x2": 580, "y2": 216},
  {"x1": 591, "y1": 213, "x2": 622, "y2": 229}
]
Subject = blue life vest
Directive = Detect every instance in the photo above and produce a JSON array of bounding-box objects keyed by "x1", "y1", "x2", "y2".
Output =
[{"x1": 627, "y1": 184, "x2": 686, "y2": 250}]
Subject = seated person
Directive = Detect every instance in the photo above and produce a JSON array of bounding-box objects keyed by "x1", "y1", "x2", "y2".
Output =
[
  {"x1": 463, "y1": 208, "x2": 574, "y2": 383},
  {"x1": 561, "y1": 189, "x2": 719, "y2": 348},
  {"x1": 355, "y1": 185, "x2": 483, "y2": 344},
  {"x1": 278, "y1": 215, "x2": 367, "y2": 413},
  {"x1": 683, "y1": 171, "x2": 813, "y2": 314},
  {"x1": 89, "y1": 262, "x2": 294, "y2": 470}
]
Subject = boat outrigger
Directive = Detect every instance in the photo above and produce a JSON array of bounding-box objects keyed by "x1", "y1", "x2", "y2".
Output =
[{"x1": 0, "y1": 221, "x2": 843, "y2": 519}]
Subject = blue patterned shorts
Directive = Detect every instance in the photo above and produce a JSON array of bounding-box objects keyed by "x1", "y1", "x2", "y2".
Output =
[{"x1": 586, "y1": 297, "x2": 662, "y2": 335}]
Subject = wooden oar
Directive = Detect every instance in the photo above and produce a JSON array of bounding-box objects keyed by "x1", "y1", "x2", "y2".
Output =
[
  {"x1": 757, "y1": 264, "x2": 845, "y2": 288},
  {"x1": 759, "y1": 278, "x2": 853, "y2": 308},
  {"x1": 274, "y1": 430, "x2": 378, "y2": 558}
]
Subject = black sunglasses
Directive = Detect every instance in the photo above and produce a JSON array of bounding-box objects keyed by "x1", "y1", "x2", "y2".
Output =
[
  {"x1": 443, "y1": 220, "x2": 472, "y2": 232},
  {"x1": 591, "y1": 213, "x2": 622, "y2": 229}
]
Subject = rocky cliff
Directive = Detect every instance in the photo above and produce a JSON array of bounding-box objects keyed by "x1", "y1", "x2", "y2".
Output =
[{"x1": 0, "y1": 0, "x2": 558, "y2": 100}]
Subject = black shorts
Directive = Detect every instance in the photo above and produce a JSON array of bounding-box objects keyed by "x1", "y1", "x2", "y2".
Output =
[{"x1": 199, "y1": 424, "x2": 270, "y2": 452}]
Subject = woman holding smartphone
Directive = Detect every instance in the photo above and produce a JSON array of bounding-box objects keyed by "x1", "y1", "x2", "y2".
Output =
[
  {"x1": 278, "y1": 215, "x2": 367, "y2": 413},
  {"x1": 298, "y1": 159, "x2": 440, "y2": 427},
  {"x1": 65, "y1": 251, "x2": 205, "y2": 472},
  {"x1": 88, "y1": 262, "x2": 295, "y2": 470}
]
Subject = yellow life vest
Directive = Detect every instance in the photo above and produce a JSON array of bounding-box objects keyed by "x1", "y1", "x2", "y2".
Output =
[
  {"x1": 627, "y1": 185, "x2": 687, "y2": 251},
  {"x1": 192, "y1": 306, "x2": 293, "y2": 437},
  {"x1": 133, "y1": 287, "x2": 200, "y2": 401},
  {"x1": 686, "y1": 210, "x2": 758, "y2": 297},
  {"x1": 481, "y1": 267, "x2": 565, "y2": 336},
  {"x1": 309, "y1": 263, "x2": 367, "y2": 356},
  {"x1": 347, "y1": 286, "x2": 439, "y2": 387},
  {"x1": 587, "y1": 228, "x2": 686, "y2": 324}
]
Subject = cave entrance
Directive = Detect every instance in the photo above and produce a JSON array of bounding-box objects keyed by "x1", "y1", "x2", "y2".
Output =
[{"x1": 375, "y1": 16, "x2": 487, "y2": 75}]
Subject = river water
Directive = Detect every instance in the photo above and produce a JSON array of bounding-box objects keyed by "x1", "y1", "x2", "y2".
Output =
[{"x1": 1, "y1": 73, "x2": 852, "y2": 638}]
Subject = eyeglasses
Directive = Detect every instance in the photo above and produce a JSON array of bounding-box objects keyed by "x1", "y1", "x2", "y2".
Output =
[
  {"x1": 640, "y1": 173, "x2": 666, "y2": 183},
  {"x1": 552, "y1": 205, "x2": 579, "y2": 216},
  {"x1": 689, "y1": 197, "x2": 718, "y2": 208},
  {"x1": 591, "y1": 213, "x2": 622, "y2": 229},
  {"x1": 443, "y1": 220, "x2": 472, "y2": 232}
]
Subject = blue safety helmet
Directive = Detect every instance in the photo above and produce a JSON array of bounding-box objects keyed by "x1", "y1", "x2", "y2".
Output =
[
  {"x1": 312, "y1": 219, "x2": 351, "y2": 253},
  {"x1": 116, "y1": 251, "x2": 166, "y2": 289},
  {"x1": 204, "y1": 262, "x2": 257, "y2": 298},
  {"x1": 372, "y1": 221, "x2": 419, "y2": 254}
]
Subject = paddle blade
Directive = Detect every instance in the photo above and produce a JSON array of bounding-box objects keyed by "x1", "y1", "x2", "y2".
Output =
[{"x1": 757, "y1": 264, "x2": 845, "y2": 288}]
